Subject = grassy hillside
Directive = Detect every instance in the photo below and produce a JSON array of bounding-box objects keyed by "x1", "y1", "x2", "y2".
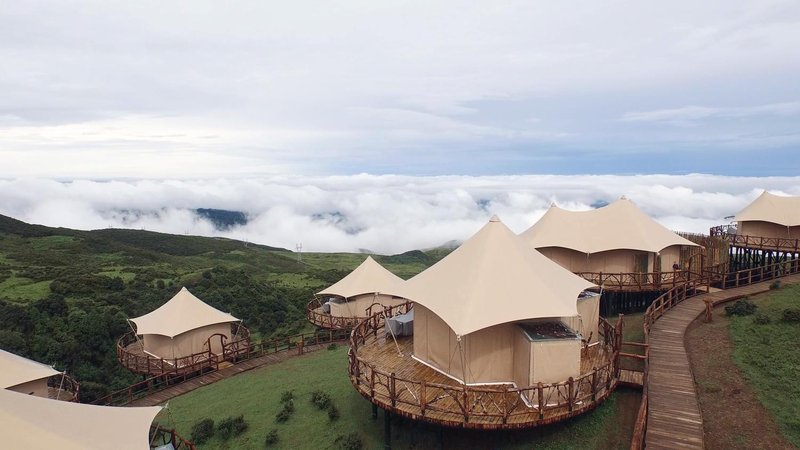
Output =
[
  {"x1": 0, "y1": 214, "x2": 444, "y2": 401},
  {"x1": 162, "y1": 345, "x2": 640, "y2": 450}
]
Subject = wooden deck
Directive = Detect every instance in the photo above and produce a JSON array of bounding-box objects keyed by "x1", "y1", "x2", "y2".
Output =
[
  {"x1": 644, "y1": 272, "x2": 800, "y2": 449},
  {"x1": 349, "y1": 313, "x2": 622, "y2": 430},
  {"x1": 127, "y1": 342, "x2": 331, "y2": 407}
]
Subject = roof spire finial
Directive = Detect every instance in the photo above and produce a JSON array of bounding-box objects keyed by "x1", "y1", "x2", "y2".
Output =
[{"x1": 489, "y1": 214, "x2": 500, "y2": 222}]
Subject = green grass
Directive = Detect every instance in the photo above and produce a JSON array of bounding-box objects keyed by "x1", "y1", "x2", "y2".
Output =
[
  {"x1": 728, "y1": 283, "x2": 800, "y2": 446},
  {"x1": 0, "y1": 275, "x2": 52, "y2": 301},
  {"x1": 162, "y1": 346, "x2": 639, "y2": 450}
]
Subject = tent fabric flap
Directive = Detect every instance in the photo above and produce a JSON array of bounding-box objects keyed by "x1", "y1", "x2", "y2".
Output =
[
  {"x1": 130, "y1": 287, "x2": 239, "y2": 338},
  {"x1": 0, "y1": 388, "x2": 161, "y2": 450},
  {"x1": 0, "y1": 349, "x2": 61, "y2": 390},
  {"x1": 399, "y1": 215, "x2": 595, "y2": 337},
  {"x1": 735, "y1": 191, "x2": 800, "y2": 227},
  {"x1": 317, "y1": 256, "x2": 405, "y2": 299},
  {"x1": 520, "y1": 197, "x2": 699, "y2": 254}
]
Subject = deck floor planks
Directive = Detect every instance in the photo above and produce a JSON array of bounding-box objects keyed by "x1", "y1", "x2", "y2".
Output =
[{"x1": 645, "y1": 273, "x2": 800, "y2": 449}]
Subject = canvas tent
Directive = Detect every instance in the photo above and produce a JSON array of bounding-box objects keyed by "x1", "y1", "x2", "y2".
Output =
[
  {"x1": 400, "y1": 215, "x2": 597, "y2": 387},
  {"x1": 520, "y1": 197, "x2": 699, "y2": 274},
  {"x1": 317, "y1": 256, "x2": 407, "y2": 318},
  {"x1": 0, "y1": 349, "x2": 62, "y2": 398},
  {"x1": 130, "y1": 287, "x2": 240, "y2": 360},
  {"x1": 735, "y1": 191, "x2": 800, "y2": 239},
  {"x1": 0, "y1": 388, "x2": 160, "y2": 450}
]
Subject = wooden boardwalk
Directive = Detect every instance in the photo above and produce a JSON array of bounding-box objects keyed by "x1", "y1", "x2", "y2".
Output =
[
  {"x1": 645, "y1": 273, "x2": 800, "y2": 449},
  {"x1": 127, "y1": 343, "x2": 330, "y2": 407}
]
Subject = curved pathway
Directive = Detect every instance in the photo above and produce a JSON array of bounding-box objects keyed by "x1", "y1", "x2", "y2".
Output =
[{"x1": 645, "y1": 273, "x2": 800, "y2": 449}]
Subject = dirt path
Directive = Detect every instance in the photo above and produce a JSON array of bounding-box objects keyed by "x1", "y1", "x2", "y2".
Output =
[{"x1": 686, "y1": 307, "x2": 795, "y2": 450}]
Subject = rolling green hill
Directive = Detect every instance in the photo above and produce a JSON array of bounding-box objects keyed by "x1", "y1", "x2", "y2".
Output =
[{"x1": 0, "y1": 214, "x2": 446, "y2": 402}]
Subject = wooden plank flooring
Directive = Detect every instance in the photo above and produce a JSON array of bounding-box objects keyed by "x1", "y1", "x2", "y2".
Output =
[
  {"x1": 127, "y1": 343, "x2": 330, "y2": 407},
  {"x1": 645, "y1": 273, "x2": 800, "y2": 449}
]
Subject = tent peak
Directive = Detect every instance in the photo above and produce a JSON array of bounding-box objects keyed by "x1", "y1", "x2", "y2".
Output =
[{"x1": 489, "y1": 214, "x2": 500, "y2": 222}]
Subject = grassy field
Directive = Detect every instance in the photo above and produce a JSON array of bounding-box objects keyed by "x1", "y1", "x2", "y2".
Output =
[
  {"x1": 161, "y1": 345, "x2": 640, "y2": 450},
  {"x1": 728, "y1": 283, "x2": 800, "y2": 446}
]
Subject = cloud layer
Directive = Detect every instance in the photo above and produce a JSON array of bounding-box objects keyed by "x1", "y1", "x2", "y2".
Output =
[{"x1": 1, "y1": 175, "x2": 798, "y2": 254}]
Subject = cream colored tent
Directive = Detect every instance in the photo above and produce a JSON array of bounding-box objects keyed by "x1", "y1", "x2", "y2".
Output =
[
  {"x1": 0, "y1": 349, "x2": 62, "y2": 398},
  {"x1": 317, "y1": 256, "x2": 407, "y2": 318},
  {"x1": 520, "y1": 197, "x2": 699, "y2": 273},
  {"x1": 402, "y1": 215, "x2": 597, "y2": 387},
  {"x1": 0, "y1": 388, "x2": 161, "y2": 450},
  {"x1": 736, "y1": 191, "x2": 800, "y2": 239},
  {"x1": 130, "y1": 287, "x2": 240, "y2": 360}
]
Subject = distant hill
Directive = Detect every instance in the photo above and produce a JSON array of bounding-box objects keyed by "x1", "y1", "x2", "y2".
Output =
[{"x1": 195, "y1": 208, "x2": 248, "y2": 230}]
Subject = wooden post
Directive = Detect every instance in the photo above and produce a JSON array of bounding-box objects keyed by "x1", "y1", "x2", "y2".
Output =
[
  {"x1": 298, "y1": 335, "x2": 304, "y2": 356},
  {"x1": 372, "y1": 402, "x2": 378, "y2": 419},
  {"x1": 591, "y1": 368, "x2": 598, "y2": 402},
  {"x1": 704, "y1": 299, "x2": 713, "y2": 323},
  {"x1": 390, "y1": 372, "x2": 396, "y2": 408},
  {"x1": 463, "y1": 387, "x2": 469, "y2": 422},
  {"x1": 420, "y1": 381, "x2": 427, "y2": 417},
  {"x1": 537, "y1": 382, "x2": 545, "y2": 420},
  {"x1": 384, "y1": 410, "x2": 392, "y2": 450},
  {"x1": 568, "y1": 377, "x2": 574, "y2": 411}
]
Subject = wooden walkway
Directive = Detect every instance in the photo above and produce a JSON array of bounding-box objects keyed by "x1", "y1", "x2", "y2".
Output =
[
  {"x1": 645, "y1": 273, "x2": 800, "y2": 449},
  {"x1": 127, "y1": 343, "x2": 330, "y2": 407}
]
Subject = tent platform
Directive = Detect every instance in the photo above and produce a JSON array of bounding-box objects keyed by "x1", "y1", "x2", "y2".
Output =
[
  {"x1": 116, "y1": 325, "x2": 251, "y2": 378},
  {"x1": 349, "y1": 316, "x2": 621, "y2": 430},
  {"x1": 307, "y1": 299, "x2": 413, "y2": 330}
]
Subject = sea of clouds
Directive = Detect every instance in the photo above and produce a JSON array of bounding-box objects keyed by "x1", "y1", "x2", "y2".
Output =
[{"x1": 1, "y1": 174, "x2": 798, "y2": 254}]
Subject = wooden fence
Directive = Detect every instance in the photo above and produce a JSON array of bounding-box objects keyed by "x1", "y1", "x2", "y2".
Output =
[
  {"x1": 150, "y1": 424, "x2": 195, "y2": 450},
  {"x1": 710, "y1": 227, "x2": 800, "y2": 253},
  {"x1": 348, "y1": 303, "x2": 624, "y2": 429}
]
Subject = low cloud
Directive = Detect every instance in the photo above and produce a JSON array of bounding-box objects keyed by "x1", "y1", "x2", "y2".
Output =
[
  {"x1": 620, "y1": 102, "x2": 800, "y2": 125},
  {"x1": 1, "y1": 174, "x2": 798, "y2": 254}
]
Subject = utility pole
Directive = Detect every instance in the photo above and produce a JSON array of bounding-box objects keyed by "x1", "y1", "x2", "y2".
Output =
[{"x1": 296, "y1": 243, "x2": 302, "y2": 262}]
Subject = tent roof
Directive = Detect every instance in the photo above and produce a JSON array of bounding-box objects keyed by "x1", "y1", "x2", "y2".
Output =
[
  {"x1": 0, "y1": 388, "x2": 161, "y2": 450},
  {"x1": 520, "y1": 197, "x2": 699, "y2": 254},
  {"x1": 736, "y1": 191, "x2": 800, "y2": 227},
  {"x1": 317, "y1": 256, "x2": 405, "y2": 298},
  {"x1": 0, "y1": 349, "x2": 62, "y2": 389},
  {"x1": 130, "y1": 287, "x2": 239, "y2": 338},
  {"x1": 398, "y1": 215, "x2": 595, "y2": 336}
]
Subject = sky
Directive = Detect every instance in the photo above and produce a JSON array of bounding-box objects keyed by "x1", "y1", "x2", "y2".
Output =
[
  {"x1": 1, "y1": 1, "x2": 799, "y2": 177},
  {"x1": 1, "y1": 2, "x2": 799, "y2": 252}
]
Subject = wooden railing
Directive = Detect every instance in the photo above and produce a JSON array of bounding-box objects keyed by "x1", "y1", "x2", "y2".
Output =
[
  {"x1": 348, "y1": 304, "x2": 623, "y2": 429},
  {"x1": 116, "y1": 323, "x2": 251, "y2": 377},
  {"x1": 710, "y1": 226, "x2": 800, "y2": 253},
  {"x1": 150, "y1": 424, "x2": 195, "y2": 450},
  {"x1": 719, "y1": 258, "x2": 800, "y2": 289},
  {"x1": 47, "y1": 373, "x2": 80, "y2": 402},
  {"x1": 575, "y1": 270, "x2": 692, "y2": 291},
  {"x1": 96, "y1": 329, "x2": 350, "y2": 406},
  {"x1": 307, "y1": 298, "x2": 414, "y2": 330}
]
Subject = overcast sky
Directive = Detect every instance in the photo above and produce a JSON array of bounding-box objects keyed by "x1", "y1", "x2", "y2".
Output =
[{"x1": 2, "y1": 1, "x2": 799, "y2": 177}]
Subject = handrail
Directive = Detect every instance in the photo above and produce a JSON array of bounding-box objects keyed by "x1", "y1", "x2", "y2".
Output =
[
  {"x1": 306, "y1": 298, "x2": 371, "y2": 330},
  {"x1": 710, "y1": 227, "x2": 800, "y2": 253},
  {"x1": 150, "y1": 424, "x2": 195, "y2": 450},
  {"x1": 47, "y1": 373, "x2": 81, "y2": 402},
  {"x1": 348, "y1": 302, "x2": 622, "y2": 428},
  {"x1": 574, "y1": 270, "x2": 692, "y2": 291},
  {"x1": 97, "y1": 328, "x2": 350, "y2": 406},
  {"x1": 116, "y1": 324, "x2": 251, "y2": 377}
]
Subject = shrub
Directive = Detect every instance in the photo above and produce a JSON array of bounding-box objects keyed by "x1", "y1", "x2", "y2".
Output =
[
  {"x1": 336, "y1": 432, "x2": 363, "y2": 450},
  {"x1": 725, "y1": 298, "x2": 757, "y2": 316},
  {"x1": 265, "y1": 429, "x2": 279, "y2": 446},
  {"x1": 280, "y1": 390, "x2": 294, "y2": 403},
  {"x1": 218, "y1": 415, "x2": 248, "y2": 440},
  {"x1": 311, "y1": 390, "x2": 331, "y2": 410},
  {"x1": 275, "y1": 401, "x2": 294, "y2": 423},
  {"x1": 190, "y1": 418, "x2": 215, "y2": 444},
  {"x1": 769, "y1": 280, "x2": 782, "y2": 290},
  {"x1": 327, "y1": 404, "x2": 340, "y2": 421},
  {"x1": 327, "y1": 343, "x2": 338, "y2": 351},
  {"x1": 782, "y1": 308, "x2": 800, "y2": 323},
  {"x1": 753, "y1": 313, "x2": 771, "y2": 325}
]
